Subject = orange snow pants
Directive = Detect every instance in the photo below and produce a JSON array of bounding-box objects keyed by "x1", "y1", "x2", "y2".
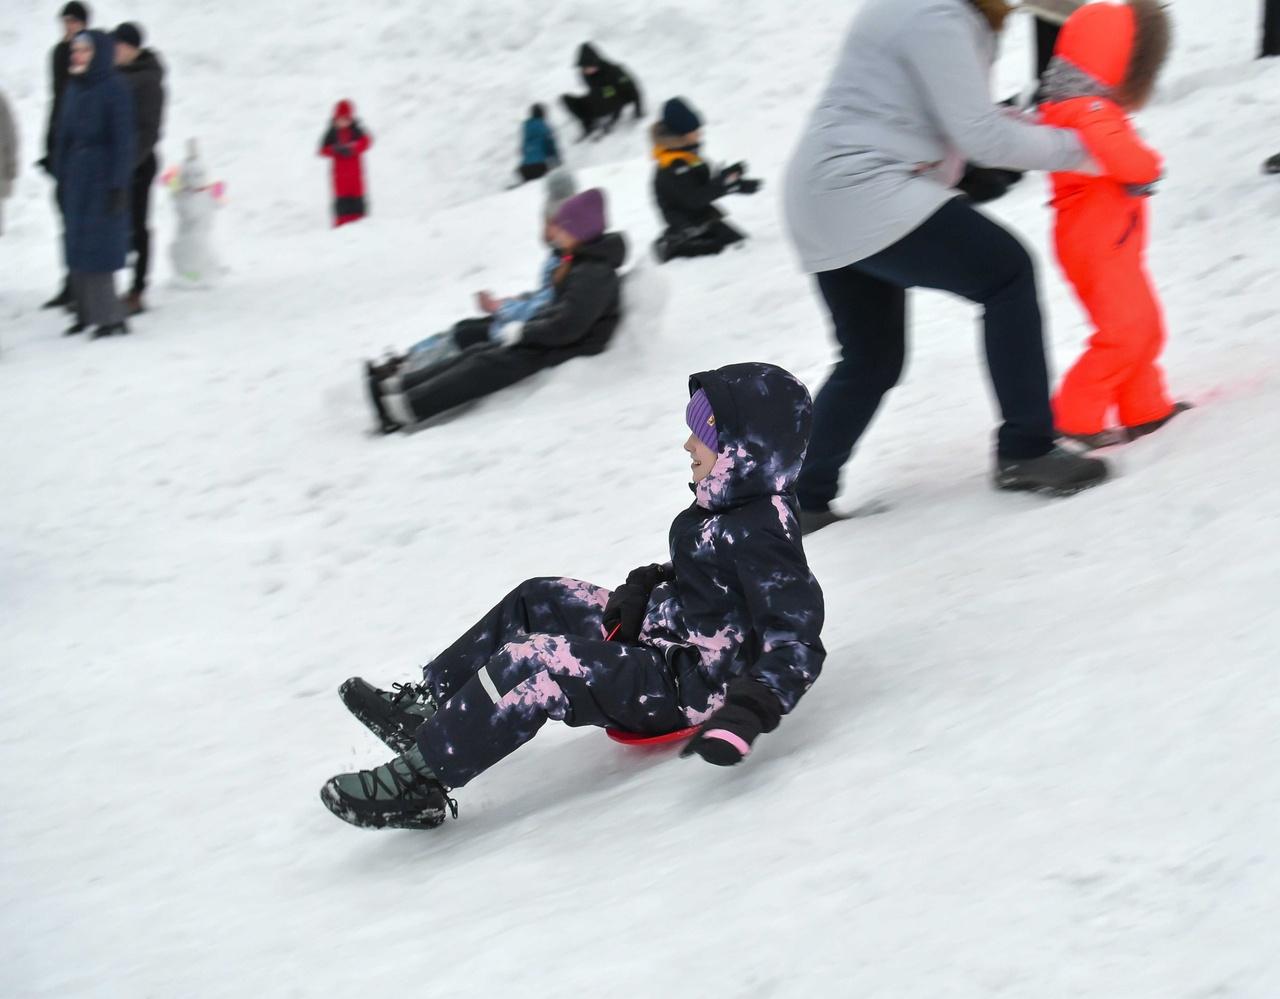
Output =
[{"x1": 1051, "y1": 199, "x2": 1174, "y2": 435}]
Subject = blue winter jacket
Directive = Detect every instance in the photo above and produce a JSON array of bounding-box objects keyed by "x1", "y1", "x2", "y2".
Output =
[
  {"x1": 521, "y1": 117, "x2": 559, "y2": 167},
  {"x1": 54, "y1": 30, "x2": 136, "y2": 273},
  {"x1": 494, "y1": 252, "x2": 559, "y2": 325}
]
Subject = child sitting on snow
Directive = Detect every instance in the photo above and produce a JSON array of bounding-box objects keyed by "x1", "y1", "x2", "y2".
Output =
[
  {"x1": 166, "y1": 141, "x2": 224, "y2": 287},
  {"x1": 321, "y1": 361, "x2": 827, "y2": 830},
  {"x1": 319, "y1": 99, "x2": 372, "y2": 227},
  {"x1": 364, "y1": 170, "x2": 577, "y2": 399},
  {"x1": 366, "y1": 185, "x2": 626, "y2": 435},
  {"x1": 650, "y1": 97, "x2": 761, "y2": 263},
  {"x1": 515, "y1": 103, "x2": 559, "y2": 184},
  {"x1": 1041, "y1": 0, "x2": 1189, "y2": 447}
]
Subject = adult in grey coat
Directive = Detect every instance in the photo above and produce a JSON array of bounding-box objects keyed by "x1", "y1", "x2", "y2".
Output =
[
  {"x1": 0, "y1": 88, "x2": 16, "y2": 236},
  {"x1": 783, "y1": 0, "x2": 1107, "y2": 530}
]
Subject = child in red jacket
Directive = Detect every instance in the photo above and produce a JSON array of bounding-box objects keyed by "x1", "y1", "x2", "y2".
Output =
[
  {"x1": 319, "y1": 99, "x2": 371, "y2": 227},
  {"x1": 1041, "y1": 0, "x2": 1188, "y2": 447}
]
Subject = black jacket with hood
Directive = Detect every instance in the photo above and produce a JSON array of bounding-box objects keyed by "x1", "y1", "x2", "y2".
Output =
[
  {"x1": 118, "y1": 48, "x2": 165, "y2": 168},
  {"x1": 639, "y1": 363, "x2": 827, "y2": 718}
]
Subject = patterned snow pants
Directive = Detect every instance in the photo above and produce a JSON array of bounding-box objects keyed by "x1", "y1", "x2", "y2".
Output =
[{"x1": 416, "y1": 577, "x2": 690, "y2": 787}]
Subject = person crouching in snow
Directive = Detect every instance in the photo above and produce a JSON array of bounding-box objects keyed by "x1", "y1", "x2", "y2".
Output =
[
  {"x1": 650, "y1": 97, "x2": 761, "y2": 263},
  {"x1": 319, "y1": 99, "x2": 371, "y2": 227},
  {"x1": 167, "y1": 140, "x2": 222, "y2": 287},
  {"x1": 367, "y1": 187, "x2": 626, "y2": 434},
  {"x1": 321, "y1": 362, "x2": 827, "y2": 829},
  {"x1": 516, "y1": 103, "x2": 559, "y2": 184},
  {"x1": 365, "y1": 169, "x2": 577, "y2": 408},
  {"x1": 1042, "y1": 0, "x2": 1189, "y2": 448}
]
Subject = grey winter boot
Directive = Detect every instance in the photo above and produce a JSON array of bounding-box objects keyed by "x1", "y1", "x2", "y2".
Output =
[
  {"x1": 339, "y1": 678, "x2": 438, "y2": 754},
  {"x1": 994, "y1": 446, "x2": 1109, "y2": 496},
  {"x1": 320, "y1": 743, "x2": 456, "y2": 831}
]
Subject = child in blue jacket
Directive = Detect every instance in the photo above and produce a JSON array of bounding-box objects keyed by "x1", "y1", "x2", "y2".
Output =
[{"x1": 516, "y1": 103, "x2": 559, "y2": 183}]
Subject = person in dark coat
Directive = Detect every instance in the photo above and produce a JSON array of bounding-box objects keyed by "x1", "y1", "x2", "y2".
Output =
[
  {"x1": 367, "y1": 188, "x2": 627, "y2": 434},
  {"x1": 319, "y1": 99, "x2": 372, "y2": 226},
  {"x1": 113, "y1": 22, "x2": 165, "y2": 316},
  {"x1": 321, "y1": 361, "x2": 827, "y2": 830},
  {"x1": 516, "y1": 103, "x2": 559, "y2": 183},
  {"x1": 54, "y1": 29, "x2": 136, "y2": 338},
  {"x1": 560, "y1": 43, "x2": 643, "y2": 140},
  {"x1": 650, "y1": 97, "x2": 761, "y2": 263},
  {"x1": 39, "y1": 1, "x2": 91, "y2": 310}
]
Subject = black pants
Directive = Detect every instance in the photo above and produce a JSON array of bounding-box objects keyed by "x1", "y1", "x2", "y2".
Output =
[
  {"x1": 396, "y1": 344, "x2": 552, "y2": 424},
  {"x1": 1264, "y1": 0, "x2": 1280, "y2": 57},
  {"x1": 657, "y1": 220, "x2": 744, "y2": 260},
  {"x1": 561, "y1": 86, "x2": 642, "y2": 137},
  {"x1": 129, "y1": 152, "x2": 158, "y2": 295},
  {"x1": 795, "y1": 198, "x2": 1055, "y2": 511},
  {"x1": 517, "y1": 162, "x2": 549, "y2": 183}
]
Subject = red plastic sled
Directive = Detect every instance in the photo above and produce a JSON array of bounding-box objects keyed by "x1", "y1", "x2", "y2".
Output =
[{"x1": 605, "y1": 726, "x2": 699, "y2": 747}]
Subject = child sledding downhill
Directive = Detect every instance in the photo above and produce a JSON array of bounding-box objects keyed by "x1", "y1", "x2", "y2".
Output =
[
  {"x1": 1041, "y1": 0, "x2": 1190, "y2": 448},
  {"x1": 368, "y1": 188, "x2": 626, "y2": 434},
  {"x1": 322, "y1": 362, "x2": 826, "y2": 830},
  {"x1": 561, "y1": 42, "x2": 643, "y2": 141},
  {"x1": 366, "y1": 170, "x2": 578, "y2": 391},
  {"x1": 319, "y1": 99, "x2": 371, "y2": 227},
  {"x1": 651, "y1": 97, "x2": 762, "y2": 263}
]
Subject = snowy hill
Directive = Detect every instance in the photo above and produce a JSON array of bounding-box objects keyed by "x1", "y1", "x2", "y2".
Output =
[{"x1": 3, "y1": 1, "x2": 1280, "y2": 996}]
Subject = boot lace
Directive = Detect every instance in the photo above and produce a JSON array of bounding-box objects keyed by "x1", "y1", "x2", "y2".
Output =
[
  {"x1": 390, "y1": 681, "x2": 439, "y2": 713},
  {"x1": 356, "y1": 760, "x2": 459, "y2": 820}
]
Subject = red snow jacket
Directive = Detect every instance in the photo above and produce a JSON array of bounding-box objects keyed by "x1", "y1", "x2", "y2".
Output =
[{"x1": 319, "y1": 100, "x2": 371, "y2": 199}]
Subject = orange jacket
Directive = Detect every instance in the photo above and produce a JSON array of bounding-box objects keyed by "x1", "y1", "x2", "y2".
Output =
[{"x1": 1039, "y1": 2, "x2": 1162, "y2": 215}]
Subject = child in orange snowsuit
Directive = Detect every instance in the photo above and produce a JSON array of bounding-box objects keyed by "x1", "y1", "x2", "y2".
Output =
[{"x1": 1041, "y1": 0, "x2": 1186, "y2": 445}]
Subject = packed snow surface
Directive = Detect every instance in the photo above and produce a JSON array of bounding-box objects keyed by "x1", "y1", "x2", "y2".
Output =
[{"x1": 2, "y1": 1, "x2": 1279, "y2": 996}]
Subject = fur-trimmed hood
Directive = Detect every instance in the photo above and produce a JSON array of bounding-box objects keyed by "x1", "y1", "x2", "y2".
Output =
[{"x1": 1052, "y1": 0, "x2": 1171, "y2": 108}]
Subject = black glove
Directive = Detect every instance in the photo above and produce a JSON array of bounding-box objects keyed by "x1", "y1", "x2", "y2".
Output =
[
  {"x1": 735, "y1": 178, "x2": 762, "y2": 195},
  {"x1": 36, "y1": 156, "x2": 54, "y2": 178},
  {"x1": 106, "y1": 188, "x2": 127, "y2": 215},
  {"x1": 681, "y1": 677, "x2": 783, "y2": 766},
  {"x1": 336, "y1": 144, "x2": 354, "y2": 158},
  {"x1": 602, "y1": 563, "x2": 670, "y2": 643},
  {"x1": 717, "y1": 161, "x2": 745, "y2": 189},
  {"x1": 954, "y1": 164, "x2": 1022, "y2": 204}
]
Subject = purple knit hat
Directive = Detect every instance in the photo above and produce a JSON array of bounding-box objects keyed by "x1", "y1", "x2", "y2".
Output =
[
  {"x1": 686, "y1": 389, "x2": 718, "y2": 453},
  {"x1": 553, "y1": 188, "x2": 606, "y2": 244}
]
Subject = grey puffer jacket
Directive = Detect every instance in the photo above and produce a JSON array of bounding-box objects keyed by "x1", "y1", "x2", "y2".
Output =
[{"x1": 783, "y1": 0, "x2": 1086, "y2": 273}]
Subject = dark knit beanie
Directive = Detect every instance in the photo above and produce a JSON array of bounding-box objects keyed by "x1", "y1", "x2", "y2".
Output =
[
  {"x1": 61, "y1": 2, "x2": 89, "y2": 22},
  {"x1": 661, "y1": 97, "x2": 702, "y2": 137},
  {"x1": 112, "y1": 22, "x2": 142, "y2": 47}
]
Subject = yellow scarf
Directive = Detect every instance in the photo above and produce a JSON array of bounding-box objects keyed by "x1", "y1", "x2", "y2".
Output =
[{"x1": 653, "y1": 147, "x2": 702, "y2": 169}]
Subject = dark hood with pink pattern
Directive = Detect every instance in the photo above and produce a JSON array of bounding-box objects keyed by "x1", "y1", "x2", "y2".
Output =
[{"x1": 640, "y1": 363, "x2": 826, "y2": 719}]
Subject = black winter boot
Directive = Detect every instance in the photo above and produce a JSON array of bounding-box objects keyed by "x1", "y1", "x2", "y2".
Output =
[
  {"x1": 320, "y1": 744, "x2": 456, "y2": 830},
  {"x1": 339, "y1": 678, "x2": 438, "y2": 754},
  {"x1": 42, "y1": 282, "x2": 73, "y2": 310},
  {"x1": 1125, "y1": 401, "x2": 1193, "y2": 440},
  {"x1": 91, "y1": 322, "x2": 129, "y2": 339},
  {"x1": 799, "y1": 508, "x2": 852, "y2": 536},
  {"x1": 994, "y1": 446, "x2": 1109, "y2": 496},
  {"x1": 63, "y1": 322, "x2": 88, "y2": 336}
]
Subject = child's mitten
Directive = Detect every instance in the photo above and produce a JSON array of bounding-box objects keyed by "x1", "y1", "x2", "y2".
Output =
[
  {"x1": 602, "y1": 563, "x2": 671, "y2": 642},
  {"x1": 681, "y1": 677, "x2": 782, "y2": 766}
]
